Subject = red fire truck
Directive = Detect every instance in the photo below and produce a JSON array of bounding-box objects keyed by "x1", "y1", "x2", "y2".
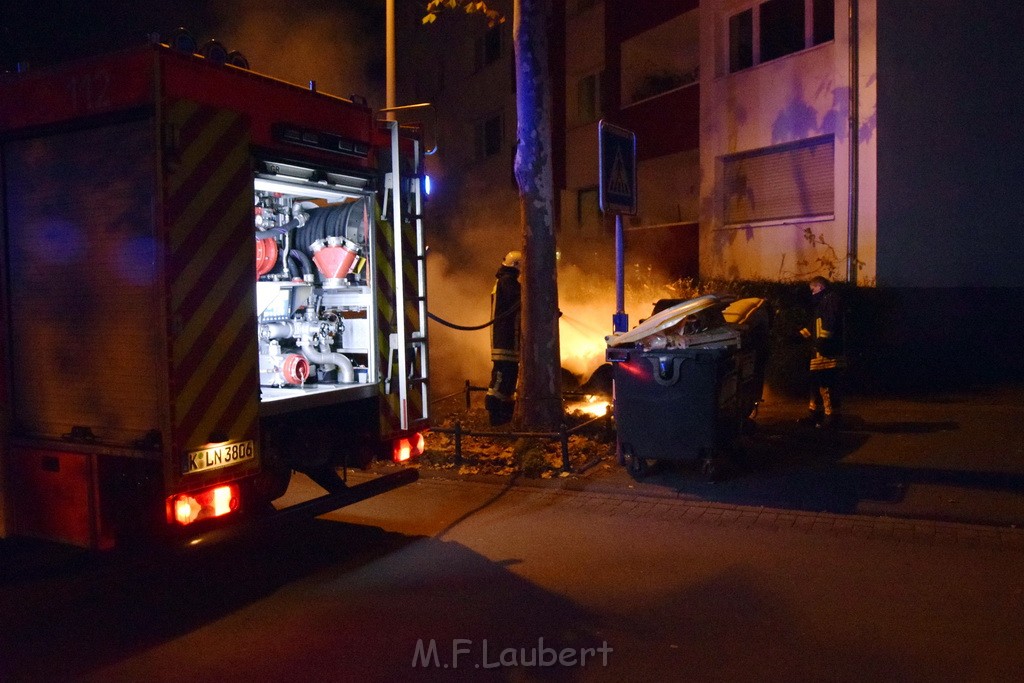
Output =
[{"x1": 0, "y1": 39, "x2": 430, "y2": 549}]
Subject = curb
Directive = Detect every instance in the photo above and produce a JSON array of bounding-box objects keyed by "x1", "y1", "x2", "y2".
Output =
[{"x1": 389, "y1": 467, "x2": 1024, "y2": 551}]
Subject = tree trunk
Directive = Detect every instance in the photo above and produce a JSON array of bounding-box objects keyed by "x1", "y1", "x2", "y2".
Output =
[{"x1": 512, "y1": 0, "x2": 562, "y2": 429}]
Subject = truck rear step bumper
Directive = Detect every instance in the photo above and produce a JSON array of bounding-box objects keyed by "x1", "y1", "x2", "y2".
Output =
[{"x1": 178, "y1": 467, "x2": 419, "y2": 549}]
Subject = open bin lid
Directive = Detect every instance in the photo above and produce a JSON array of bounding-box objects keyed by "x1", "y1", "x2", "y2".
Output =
[{"x1": 606, "y1": 294, "x2": 728, "y2": 348}]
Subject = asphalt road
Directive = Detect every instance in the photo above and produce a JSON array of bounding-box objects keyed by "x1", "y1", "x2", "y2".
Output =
[{"x1": 3, "y1": 473, "x2": 1024, "y2": 682}]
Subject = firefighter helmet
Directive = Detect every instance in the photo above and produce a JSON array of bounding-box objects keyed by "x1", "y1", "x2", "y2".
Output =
[{"x1": 502, "y1": 250, "x2": 522, "y2": 268}]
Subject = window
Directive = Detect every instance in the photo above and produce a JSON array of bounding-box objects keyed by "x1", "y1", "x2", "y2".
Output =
[
  {"x1": 727, "y1": 0, "x2": 834, "y2": 74},
  {"x1": 620, "y1": 9, "x2": 700, "y2": 107},
  {"x1": 576, "y1": 187, "x2": 603, "y2": 234},
  {"x1": 760, "y1": 0, "x2": 804, "y2": 62},
  {"x1": 475, "y1": 114, "x2": 503, "y2": 161},
  {"x1": 813, "y1": 0, "x2": 835, "y2": 44},
  {"x1": 722, "y1": 136, "x2": 834, "y2": 225},
  {"x1": 576, "y1": 72, "x2": 602, "y2": 124},
  {"x1": 475, "y1": 25, "x2": 502, "y2": 70},
  {"x1": 729, "y1": 10, "x2": 754, "y2": 72}
]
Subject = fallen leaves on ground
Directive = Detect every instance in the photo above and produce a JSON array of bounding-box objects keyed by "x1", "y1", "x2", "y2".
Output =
[{"x1": 412, "y1": 407, "x2": 616, "y2": 478}]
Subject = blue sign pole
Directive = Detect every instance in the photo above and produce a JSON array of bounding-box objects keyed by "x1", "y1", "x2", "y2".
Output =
[
  {"x1": 614, "y1": 214, "x2": 627, "y2": 333},
  {"x1": 598, "y1": 120, "x2": 637, "y2": 333}
]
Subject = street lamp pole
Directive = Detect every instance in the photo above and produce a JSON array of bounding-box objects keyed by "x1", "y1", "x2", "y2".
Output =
[{"x1": 386, "y1": 0, "x2": 396, "y2": 121}]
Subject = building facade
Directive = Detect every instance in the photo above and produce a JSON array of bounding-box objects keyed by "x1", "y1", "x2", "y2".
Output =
[
  {"x1": 395, "y1": 0, "x2": 523, "y2": 268},
  {"x1": 399, "y1": 0, "x2": 1024, "y2": 289},
  {"x1": 562, "y1": 0, "x2": 701, "y2": 283},
  {"x1": 701, "y1": 0, "x2": 1024, "y2": 385},
  {"x1": 700, "y1": 0, "x2": 874, "y2": 285},
  {"x1": 702, "y1": 0, "x2": 1024, "y2": 291},
  {"x1": 400, "y1": 1, "x2": 1024, "y2": 386}
]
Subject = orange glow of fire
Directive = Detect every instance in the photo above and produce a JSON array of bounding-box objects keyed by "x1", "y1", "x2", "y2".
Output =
[
  {"x1": 559, "y1": 314, "x2": 608, "y2": 381},
  {"x1": 557, "y1": 272, "x2": 688, "y2": 383},
  {"x1": 566, "y1": 394, "x2": 612, "y2": 418}
]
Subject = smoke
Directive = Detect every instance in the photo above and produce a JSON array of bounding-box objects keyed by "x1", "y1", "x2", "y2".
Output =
[
  {"x1": 425, "y1": 251, "x2": 495, "y2": 402},
  {"x1": 210, "y1": 0, "x2": 383, "y2": 106},
  {"x1": 416, "y1": 142, "x2": 518, "y2": 401},
  {"x1": 557, "y1": 253, "x2": 690, "y2": 383},
  {"x1": 425, "y1": 195, "x2": 689, "y2": 401}
]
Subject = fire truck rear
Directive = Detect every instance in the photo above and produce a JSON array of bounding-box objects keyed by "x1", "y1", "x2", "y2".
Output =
[{"x1": 0, "y1": 40, "x2": 430, "y2": 549}]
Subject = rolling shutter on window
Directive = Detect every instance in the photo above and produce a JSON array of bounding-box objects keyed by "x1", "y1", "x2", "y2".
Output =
[{"x1": 722, "y1": 135, "x2": 834, "y2": 224}]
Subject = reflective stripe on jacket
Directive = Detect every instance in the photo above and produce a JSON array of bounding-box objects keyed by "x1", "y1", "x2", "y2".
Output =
[{"x1": 808, "y1": 287, "x2": 846, "y2": 372}]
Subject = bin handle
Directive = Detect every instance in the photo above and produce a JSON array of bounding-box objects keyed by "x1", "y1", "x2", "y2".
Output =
[{"x1": 647, "y1": 355, "x2": 685, "y2": 386}]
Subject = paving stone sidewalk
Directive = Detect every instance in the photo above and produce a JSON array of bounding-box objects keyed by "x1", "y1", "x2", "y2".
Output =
[{"x1": 406, "y1": 384, "x2": 1024, "y2": 532}]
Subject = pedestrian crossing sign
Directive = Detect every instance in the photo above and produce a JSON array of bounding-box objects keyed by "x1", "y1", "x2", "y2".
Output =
[{"x1": 599, "y1": 120, "x2": 637, "y2": 215}]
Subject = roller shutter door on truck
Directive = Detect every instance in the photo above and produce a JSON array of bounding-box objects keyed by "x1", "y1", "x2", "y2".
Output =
[{"x1": 4, "y1": 118, "x2": 164, "y2": 445}]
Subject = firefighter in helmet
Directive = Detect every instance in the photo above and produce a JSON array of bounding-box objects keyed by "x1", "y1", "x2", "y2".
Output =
[
  {"x1": 485, "y1": 250, "x2": 522, "y2": 426},
  {"x1": 799, "y1": 275, "x2": 847, "y2": 428}
]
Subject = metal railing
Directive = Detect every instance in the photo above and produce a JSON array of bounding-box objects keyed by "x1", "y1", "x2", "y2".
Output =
[{"x1": 429, "y1": 380, "x2": 614, "y2": 473}]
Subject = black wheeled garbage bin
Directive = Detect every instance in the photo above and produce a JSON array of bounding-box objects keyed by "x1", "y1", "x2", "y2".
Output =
[{"x1": 605, "y1": 295, "x2": 768, "y2": 481}]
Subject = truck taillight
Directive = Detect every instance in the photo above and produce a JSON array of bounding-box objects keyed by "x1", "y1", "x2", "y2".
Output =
[
  {"x1": 392, "y1": 432, "x2": 426, "y2": 463},
  {"x1": 170, "y1": 484, "x2": 240, "y2": 525}
]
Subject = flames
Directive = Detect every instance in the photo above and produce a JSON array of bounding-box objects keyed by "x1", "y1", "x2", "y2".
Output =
[
  {"x1": 556, "y1": 268, "x2": 690, "y2": 419},
  {"x1": 565, "y1": 394, "x2": 612, "y2": 418},
  {"x1": 556, "y1": 262, "x2": 696, "y2": 382},
  {"x1": 558, "y1": 309, "x2": 609, "y2": 381},
  {"x1": 559, "y1": 309, "x2": 612, "y2": 419}
]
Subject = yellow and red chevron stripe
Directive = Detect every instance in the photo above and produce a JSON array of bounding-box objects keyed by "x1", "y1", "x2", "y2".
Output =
[
  {"x1": 400, "y1": 215, "x2": 424, "y2": 424},
  {"x1": 163, "y1": 100, "x2": 260, "y2": 461},
  {"x1": 373, "y1": 201, "x2": 426, "y2": 437},
  {"x1": 374, "y1": 207, "x2": 401, "y2": 437}
]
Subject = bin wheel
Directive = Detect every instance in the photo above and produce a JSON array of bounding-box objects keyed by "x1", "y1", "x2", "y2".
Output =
[
  {"x1": 700, "y1": 456, "x2": 721, "y2": 483},
  {"x1": 624, "y1": 451, "x2": 648, "y2": 478}
]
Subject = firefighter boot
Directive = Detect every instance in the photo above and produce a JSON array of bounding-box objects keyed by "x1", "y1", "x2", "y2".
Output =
[
  {"x1": 798, "y1": 395, "x2": 824, "y2": 427},
  {"x1": 817, "y1": 388, "x2": 839, "y2": 429},
  {"x1": 798, "y1": 412, "x2": 823, "y2": 427},
  {"x1": 485, "y1": 394, "x2": 512, "y2": 426},
  {"x1": 489, "y1": 402, "x2": 514, "y2": 426}
]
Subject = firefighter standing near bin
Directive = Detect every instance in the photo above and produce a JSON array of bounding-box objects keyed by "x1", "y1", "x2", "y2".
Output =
[
  {"x1": 485, "y1": 251, "x2": 522, "y2": 426},
  {"x1": 799, "y1": 276, "x2": 847, "y2": 428}
]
